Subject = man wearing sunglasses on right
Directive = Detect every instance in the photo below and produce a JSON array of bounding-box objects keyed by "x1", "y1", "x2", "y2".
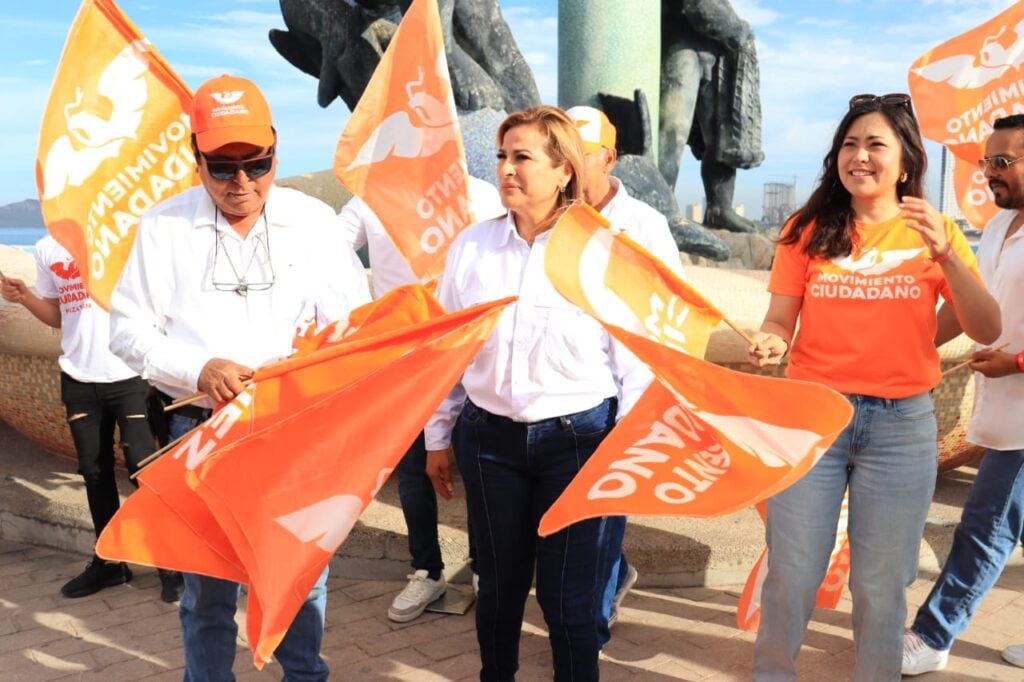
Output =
[
  {"x1": 109, "y1": 74, "x2": 369, "y2": 681},
  {"x1": 903, "y1": 114, "x2": 1024, "y2": 675}
]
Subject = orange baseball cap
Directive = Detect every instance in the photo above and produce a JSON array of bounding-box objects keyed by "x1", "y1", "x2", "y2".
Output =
[
  {"x1": 566, "y1": 106, "x2": 616, "y2": 153},
  {"x1": 191, "y1": 75, "x2": 274, "y2": 153}
]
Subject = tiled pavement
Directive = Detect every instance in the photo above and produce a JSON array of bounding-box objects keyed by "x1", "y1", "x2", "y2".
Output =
[{"x1": 1, "y1": 538, "x2": 1023, "y2": 681}]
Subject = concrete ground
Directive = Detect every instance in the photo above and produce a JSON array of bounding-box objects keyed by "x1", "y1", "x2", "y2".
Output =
[
  {"x1": 2, "y1": 539, "x2": 1024, "y2": 680},
  {"x1": 2, "y1": 420, "x2": 1024, "y2": 680}
]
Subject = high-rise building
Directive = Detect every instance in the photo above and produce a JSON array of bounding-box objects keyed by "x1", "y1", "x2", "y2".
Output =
[
  {"x1": 939, "y1": 146, "x2": 968, "y2": 226},
  {"x1": 685, "y1": 202, "x2": 704, "y2": 224},
  {"x1": 763, "y1": 181, "x2": 796, "y2": 228}
]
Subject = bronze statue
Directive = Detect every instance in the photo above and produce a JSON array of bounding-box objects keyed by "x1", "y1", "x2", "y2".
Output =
[
  {"x1": 660, "y1": 0, "x2": 765, "y2": 233},
  {"x1": 270, "y1": 0, "x2": 539, "y2": 112}
]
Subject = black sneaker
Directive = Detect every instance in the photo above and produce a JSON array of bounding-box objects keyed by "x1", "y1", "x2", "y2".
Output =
[
  {"x1": 60, "y1": 557, "x2": 132, "y2": 598},
  {"x1": 157, "y1": 569, "x2": 184, "y2": 603}
]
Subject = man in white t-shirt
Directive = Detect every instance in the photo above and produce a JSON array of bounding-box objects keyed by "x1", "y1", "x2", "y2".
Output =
[
  {"x1": 566, "y1": 105, "x2": 685, "y2": 646},
  {"x1": 1, "y1": 236, "x2": 182, "y2": 601},
  {"x1": 338, "y1": 176, "x2": 503, "y2": 622},
  {"x1": 902, "y1": 115, "x2": 1024, "y2": 675}
]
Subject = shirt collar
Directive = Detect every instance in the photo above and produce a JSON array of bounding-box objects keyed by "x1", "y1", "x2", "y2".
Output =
[
  {"x1": 600, "y1": 177, "x2": 626, "y2": 215},
  {"x1": 189, "y1": 185, "x2": 284, "y2": 234},
  {"x1": 496, "y1": 210, "x2": 559, "y2": 247}
]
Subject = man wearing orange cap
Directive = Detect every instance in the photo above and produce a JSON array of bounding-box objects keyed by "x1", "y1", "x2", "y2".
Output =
[
  {"x1": 110, "y1": 74, "x2": 370, "y2": 680},
  {"x1": 566, "y1": 104, "x2": 685, "y2": 647}
]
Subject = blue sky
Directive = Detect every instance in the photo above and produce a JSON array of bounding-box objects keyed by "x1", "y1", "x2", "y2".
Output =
[{"x1": 0, "y1": 0, "x2": 1016, "y2": 217}]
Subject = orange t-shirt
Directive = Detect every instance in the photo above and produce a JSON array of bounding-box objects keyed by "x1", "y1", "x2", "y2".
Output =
[{"x1": 769, "y1": 214, "x2": 981, "y2": 398}]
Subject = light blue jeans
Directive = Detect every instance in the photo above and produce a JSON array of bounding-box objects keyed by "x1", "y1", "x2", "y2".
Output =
[
  {"x1": 752, "y1": 392, "x2": 937, "y2": 682},
  {"x1": 912, "y1": 447, "x2": 1024, "y2": 651},
  {"x1": 169, "y1": 413, "x2": 330, "y2": 682}
]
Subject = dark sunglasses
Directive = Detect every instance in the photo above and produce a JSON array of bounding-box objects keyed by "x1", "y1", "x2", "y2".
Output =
[
  {"x1": 848, "y1": 93, "x2": 913, "y2": 111},
  {"x1": 978, "y1": 155, "x2": 1024, "y2": 172},
  {"x1": 201, "y1": 147, "x2": 275, "y2": 181}
]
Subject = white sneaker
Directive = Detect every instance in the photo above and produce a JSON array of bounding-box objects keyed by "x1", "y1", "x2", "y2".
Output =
[
  {"x1": 387, "y1": 570, "x2": 446, "y2": 623},
  {"x1": 902, "y1": 630, "x2": 949, "y2": 675},
  {"x1": 607, "y1": 564, "x2": 639, "y2": 628},
  {"x1": 1002, "y1": 644, "x2": 1024, "y2": 668}
]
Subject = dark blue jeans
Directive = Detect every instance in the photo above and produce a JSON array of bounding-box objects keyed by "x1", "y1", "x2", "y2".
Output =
[
  {"x1": 455, "y1": 397, "x2": 617, "y2": 682},
  {"x1": 596, "y1": 517, "x2": 628, "y2": 646},
  {"x1": 912, "y1": 448, "x2": 1024, "y2": 651},
  {"x1": 396, "y1": 431, "x2": 476, "y2": 574},
  {"x1": 60, "y1": 372, "x2": 155, "y2": 538},
  {"x1": 168, "y1": 413, "x2": 329, "y2": 682}
]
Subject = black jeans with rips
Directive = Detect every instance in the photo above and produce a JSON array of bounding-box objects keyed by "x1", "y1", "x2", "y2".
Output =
[{"x1": 60, "y1": 372, "x2": 156, "y2": 538}]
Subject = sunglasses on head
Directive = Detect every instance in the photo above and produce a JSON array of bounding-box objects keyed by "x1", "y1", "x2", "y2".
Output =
[
  {"x1": 978, "y1": 155, "x2": 1024, "y2": 172},
  {"x1": 848, "y1": 93, "x2": 913, "y2": 111},
  {"x1": 201, "y1": 147, "x2": 275, "y2": 181}
]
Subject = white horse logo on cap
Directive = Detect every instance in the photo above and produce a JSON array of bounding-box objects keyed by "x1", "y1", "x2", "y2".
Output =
[
  {"x1": 210, "y1": 91, "x2": 244, "y2": 105},
  {"x1": 343, "y1": 51, "x2": 457, "y2": 172},
  {"x1": 41, "y1": 42, "x2": 148, "y2": 200},
  {"x1": 913, "y1": 19, "x2": 1024, "y2": 89}
]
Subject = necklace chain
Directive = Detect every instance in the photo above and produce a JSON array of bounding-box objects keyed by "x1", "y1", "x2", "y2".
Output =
[{"x1": 215, "y1": 209, "x2": 268, "y2": 297}]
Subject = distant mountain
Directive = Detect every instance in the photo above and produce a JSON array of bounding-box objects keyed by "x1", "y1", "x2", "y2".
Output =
[{"x1": 0, "y1": 199, "x2": 44, "y2": 228}]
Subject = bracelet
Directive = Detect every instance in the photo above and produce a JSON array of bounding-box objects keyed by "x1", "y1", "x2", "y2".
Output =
[
  {"x1": 1017, "y1": 352, "x2": 1024, "y2": 374},
  {"x1": 931, "y1": 244, "x2": 953, "y2": 264}
]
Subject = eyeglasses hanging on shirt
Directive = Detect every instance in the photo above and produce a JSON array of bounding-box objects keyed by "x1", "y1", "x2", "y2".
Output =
[{"x1": 212, "y1": 209, "x2": 275, "y2": 296}]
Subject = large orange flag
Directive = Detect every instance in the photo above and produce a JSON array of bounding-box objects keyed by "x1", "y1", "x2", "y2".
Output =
[
  {"x1": 537, "y1": 329, "x2": 852, "y2": 535},
  {"x1": 334, "y1": 0, "x2": 471, "y2": 281},
  {"x1": 36, "y1": 0, "x2": 195, "y2": 309},
  {"x1": 545, "y1": 203, "x2": 724, "y2": 358},
  {"x1": 909, "y1": 2, "x2": 1024, "y2": 227},
  {"x1": 99, "y1": 285, "x2": 513, "y2": 668}
]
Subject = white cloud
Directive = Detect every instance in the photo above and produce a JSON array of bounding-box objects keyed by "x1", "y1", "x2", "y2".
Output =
[{"x1": 729, "y1": 0, "x2": 781, "y2": 27}]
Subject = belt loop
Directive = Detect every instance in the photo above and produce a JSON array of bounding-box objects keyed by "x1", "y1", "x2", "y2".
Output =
[{"x1": 559, "y1": 415, "x2": 571, "y2": 430}]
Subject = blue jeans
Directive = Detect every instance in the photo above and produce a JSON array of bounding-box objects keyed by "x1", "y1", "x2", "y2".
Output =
[
  {"x1": 752, "y1": 392, "x2": 937, "y2": 682},
  {"x1": 455, "y1": 397, "x2": 617, "y2": 682},
  {"x1": 596, "y1": 517, "x2": 628, "y2": 647},
  {"x1": 912, "y1": 447, "x2": 1024, "y2": 651},
  {"x1": 168, "y1": 413, "x2": 329, "y2": 682}
]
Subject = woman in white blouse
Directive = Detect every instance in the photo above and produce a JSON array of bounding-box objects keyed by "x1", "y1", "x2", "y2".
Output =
[{"x1": 425, "y1": 105, "x2": 651, "y2": 681}]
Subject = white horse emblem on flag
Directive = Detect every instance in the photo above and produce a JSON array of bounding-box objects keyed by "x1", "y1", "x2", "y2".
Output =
[{"x1": 41, "y1": 42, "x2": 149, "y2": 200}]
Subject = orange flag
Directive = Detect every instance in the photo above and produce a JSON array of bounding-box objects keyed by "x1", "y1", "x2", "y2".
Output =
[
  {"x1": 537, "y1": 330, "x2": 853, "y2": 535},
  {"x1": 334, "y1": 0, "x2": 471, "y2": 281},
  {"x1": 909, "y1": 2, "x2": 1024, "y2": 228},
  {"x1": 952, "y1": 154, "x2": 998, "y2": 228},
  {"x1": 545, "y1": 203, "x2": 724, "y2": 358},
  {"x1": 735, "y1": 497, "x2": 851, "y2": 631},
  {"x1": 99, "y1": 285, "x2": 513, "y2": 668},
  {"x1": 36, "y1": 0, "x2": 195, "y2": 310}
]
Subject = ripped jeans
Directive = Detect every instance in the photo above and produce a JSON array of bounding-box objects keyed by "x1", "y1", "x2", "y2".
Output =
[{"x1": 60, "y1": 372, "x2": 156, "y2": 538}]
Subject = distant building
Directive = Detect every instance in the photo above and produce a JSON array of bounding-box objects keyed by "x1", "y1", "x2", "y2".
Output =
[
  {"x1": 763, "y1": 181, "x2": 796, "y2": 228},
  {"x1": 939, "y1": 147, "x2": 971, "y2": 231},
  {"x1": 685, "y1": 202, "x2": 704, "y2": 224}
]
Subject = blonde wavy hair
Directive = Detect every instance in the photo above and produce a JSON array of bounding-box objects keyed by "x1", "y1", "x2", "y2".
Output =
[{"x1": 496, "y1": 105, "x2": 585, "y2": 215}]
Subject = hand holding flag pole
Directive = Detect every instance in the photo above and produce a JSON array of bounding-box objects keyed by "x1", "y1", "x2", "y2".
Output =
[{"x1": 942, "y1": 342, "x2": 1009, "y2": 375}]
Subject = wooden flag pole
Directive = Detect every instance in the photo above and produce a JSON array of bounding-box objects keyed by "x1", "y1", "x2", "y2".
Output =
[{"x1": 942, "y1": 342, "x2": 1009, "y2": 376}]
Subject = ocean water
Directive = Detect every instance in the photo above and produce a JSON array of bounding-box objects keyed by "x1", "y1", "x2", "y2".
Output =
[{"x1": 0, "y1": 227, "x2": 46, "y2": 251}]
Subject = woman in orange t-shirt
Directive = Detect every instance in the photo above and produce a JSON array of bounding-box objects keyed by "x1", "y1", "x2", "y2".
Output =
[{"x1": 746, "y1": 94, "x2": 1000, "y2": 681}]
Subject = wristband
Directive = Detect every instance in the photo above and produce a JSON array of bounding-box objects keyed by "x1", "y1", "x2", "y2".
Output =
[
  {"x1": 1017, "y1": 352, "x2": 1024, "y2": 374},
  {"x1": 931, "y1": 244, "x2": 953, "y2": 264}
]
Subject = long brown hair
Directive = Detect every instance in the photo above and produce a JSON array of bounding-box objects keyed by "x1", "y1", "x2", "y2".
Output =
[{"x1": 779, "y1": 98, "x2": 927, "y2": 259}]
